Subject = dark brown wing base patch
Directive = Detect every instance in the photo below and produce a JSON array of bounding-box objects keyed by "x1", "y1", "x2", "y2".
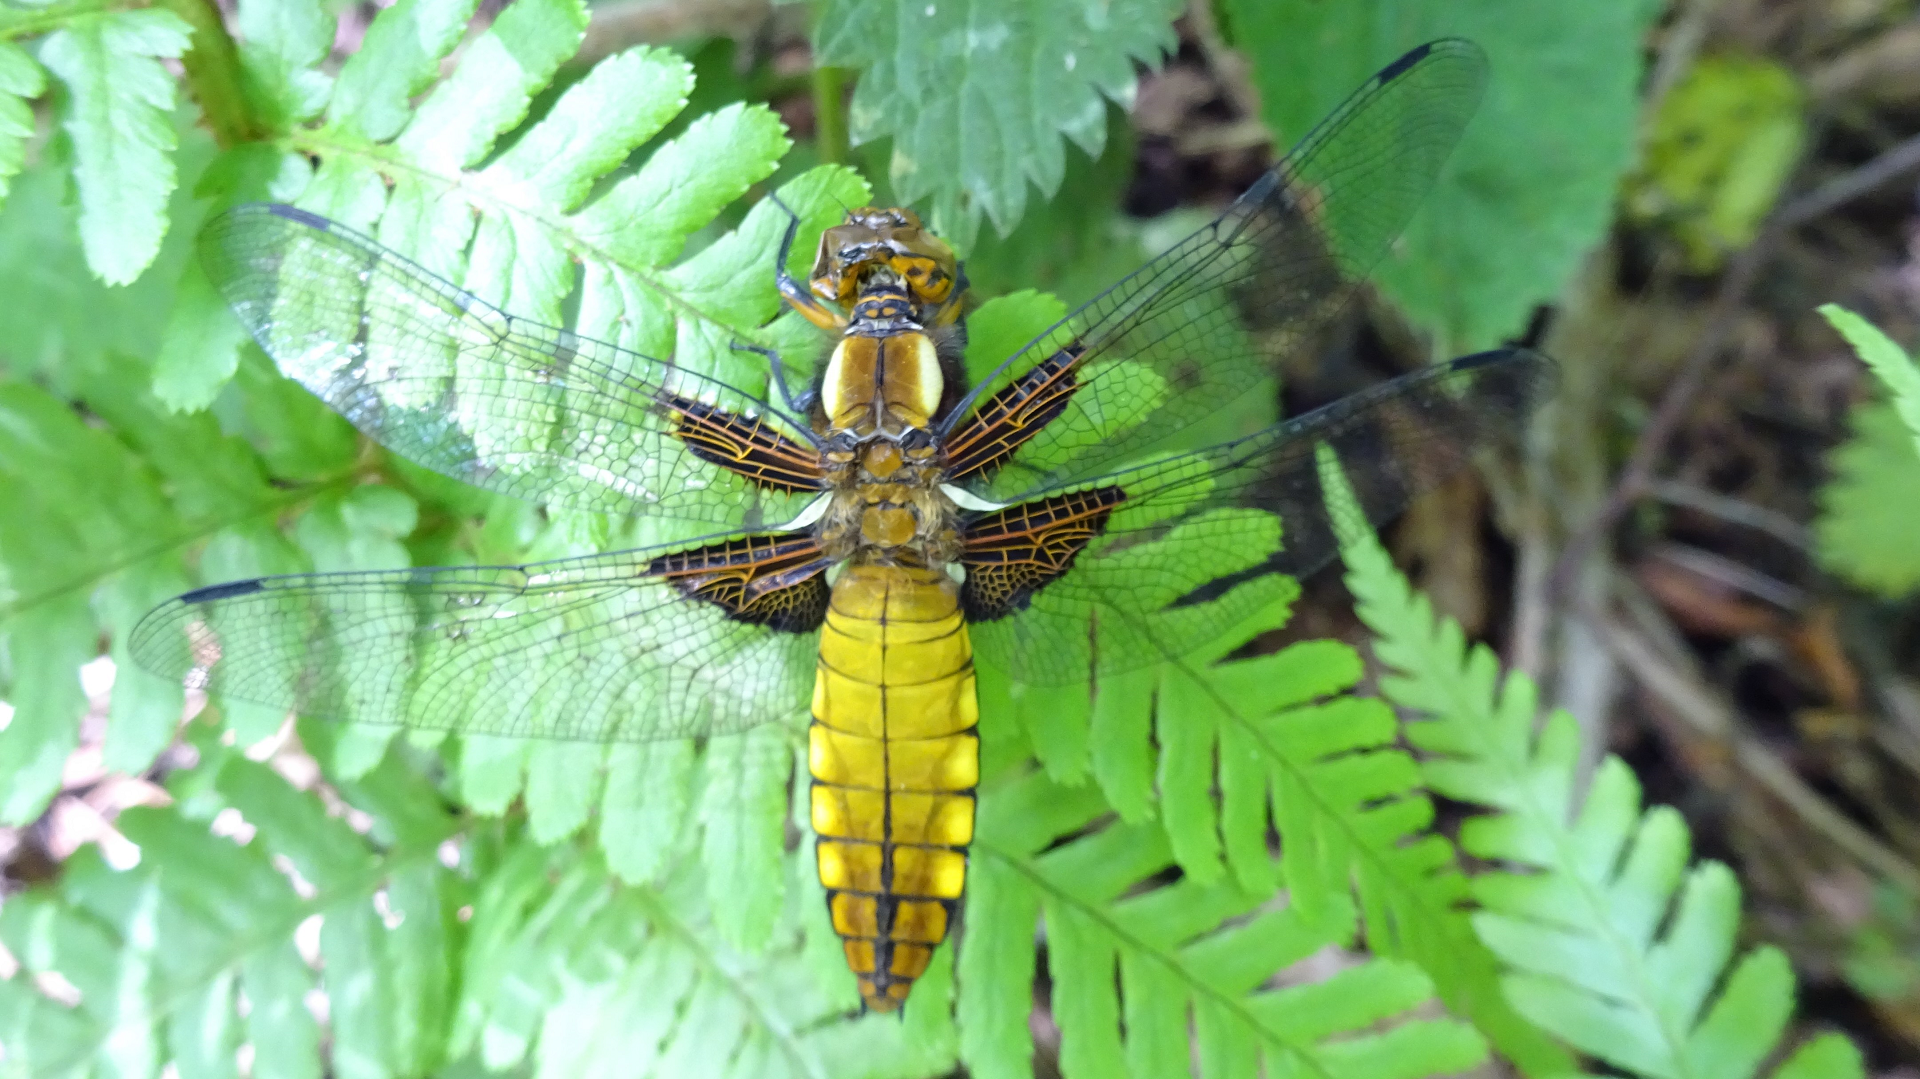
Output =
[
  {"x1": 958, "y1": 486, "x2": 1125, "y2": 621},
  {"x1": 660, "y1": 392, "x2": 826, "y2": 492},
  {"x1": 939, "y1": 343, "x2": 1084, "y2": 481},
  {"x1": 647, "y1": 533, "x2": 832, "y2": 632}
]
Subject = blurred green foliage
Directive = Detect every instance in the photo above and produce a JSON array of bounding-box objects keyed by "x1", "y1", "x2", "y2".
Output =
[
  {"x1": 1844, "y1": 884, "x2": 1920, "y2": 1005},
  {"x1": 1628, "y1": 55, "x2": 1806, "y2": 271},
  {"x1": 1816, "y1": 305, "x2": 1920, "y2": 596}
]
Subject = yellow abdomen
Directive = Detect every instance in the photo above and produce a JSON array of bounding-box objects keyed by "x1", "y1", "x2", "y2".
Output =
[{"x1": 809, "y1": 563, "x2": 978, "y2": 1012}]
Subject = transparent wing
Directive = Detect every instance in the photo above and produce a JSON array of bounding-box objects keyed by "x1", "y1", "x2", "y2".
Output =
[
  {"x1": 128, "y1": 533, "x2": 830, "y2": 741},
  {"x1": 941, "y1": 40, "x2": 1490, "y2": 500},
  {"x1": 203, "y1": 204, "x2": 824, "y2": 529},
  {"x1": 964, "y1": 350, "x2": 1552, "y2": 686}
]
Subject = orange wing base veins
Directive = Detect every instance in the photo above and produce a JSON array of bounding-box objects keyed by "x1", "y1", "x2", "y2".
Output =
[
  {"x1": 647, "y1": 534, "x2": 832, "y2": 631},
  {"x1": 659, "y1": 391, "x2": 825, "y2": 492},
  {"x1": 958, "y1": 487, "x2": 1126, "y2": 620},
  {"x1": 939, "y1": 344, "x2": 1084, "y2": 481}
]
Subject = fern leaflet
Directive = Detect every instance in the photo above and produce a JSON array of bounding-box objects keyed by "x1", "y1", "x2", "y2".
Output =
[{"x1": 1324, "y1": 446, "x2": 1867, "y2": 1079}]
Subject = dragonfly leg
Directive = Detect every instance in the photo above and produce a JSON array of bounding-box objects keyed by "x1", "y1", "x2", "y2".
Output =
[
  {"x1": 770, "y1": 194, "x2": 845, "y2": 332},
  {"x1": 732, "y1": 341, "x2": 816, "y2": 415}
]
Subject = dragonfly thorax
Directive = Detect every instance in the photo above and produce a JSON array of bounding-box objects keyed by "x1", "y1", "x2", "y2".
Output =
[
  {"x1": 817, "y1": 431, "x2": 959, "y2": 566},
  {"x1": 820, "y1": 326, "x2": 944, "y2": 434}
]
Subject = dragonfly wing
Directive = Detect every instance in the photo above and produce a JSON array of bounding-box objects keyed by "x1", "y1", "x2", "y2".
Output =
[
  {"x1": 960, "y1": 350, "x2": 1552, "y2": 685},
  {"x1": 129, "y1": 531, "x2": 833, "y2": 741},
  {"x1": 203, "y1": 204, "x2": 824, "y2": 529},
  {"x1": 942, "y1": 40, "x2": 1489, "y2": 498}
]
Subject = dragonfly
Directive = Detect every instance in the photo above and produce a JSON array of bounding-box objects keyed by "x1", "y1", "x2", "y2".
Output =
[{"x1": 132, "y1": 38, "x2": 1550, "y2": 1013}]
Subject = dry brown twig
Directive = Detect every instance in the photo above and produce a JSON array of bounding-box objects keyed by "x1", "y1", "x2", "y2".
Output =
[{"x1": 1596, "y1": 577, "x2": 1920, "y2": 895}]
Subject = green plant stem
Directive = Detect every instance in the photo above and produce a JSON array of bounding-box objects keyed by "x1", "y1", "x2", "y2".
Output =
[
  {"x1": 0, "y1": 0, "x2": 112, "y2": 40},
  {"x1": 811, "y1": 65, "x2": 847, "y2": 164},
  {"x1": 156, "y1": 0, "x2": 262, "y2": 146}
]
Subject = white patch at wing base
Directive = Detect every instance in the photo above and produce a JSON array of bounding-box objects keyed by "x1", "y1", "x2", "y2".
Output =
[{"x1": 940, "y1": 484, "x2": 1007, "y2": 512}]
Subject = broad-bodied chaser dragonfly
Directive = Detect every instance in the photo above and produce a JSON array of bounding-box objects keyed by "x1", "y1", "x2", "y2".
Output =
[{"x1": 133, "y1": 39, "x2": 1549, "y2": 1012}]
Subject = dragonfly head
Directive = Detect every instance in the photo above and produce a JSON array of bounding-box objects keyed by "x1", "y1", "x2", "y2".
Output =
[{"x1": 810, "y1": 206, "x2": 958, "y2": 311}]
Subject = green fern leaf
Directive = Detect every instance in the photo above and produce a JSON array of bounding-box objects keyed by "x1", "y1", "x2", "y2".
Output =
[
  {"x1": 0, "y1": 125, "x2": 219, "y2": 385},
  {"x1": 1324, "y1": 449, "x2": 1867, "y2": 1079},
  {"x1": 959, "y1": 592, "x2": 1528, "y2": 1078},
  {"x1": 0, "y1": 42, "x2": 42, "y2": 205},
  {"x1": 1771, "y1": 1034, "x2": 1867, "y2": 1079},
  {"x1": 4, "y1": 720, "x2": 950, "y2": 1079},
  {"x1": 448, "y1": 833, "x2": 958, "y2": 1077},
  {"x1": 977, "y1": 561, "x2": 1562, "y2": 1072},
  {"x1": 330, "y1": 0, "x2": 488, "y2": 143},
  {"x1": 234, "y1": 0, "x2": 332, "y2": 130},
  {"x1": 952, "y1": 296, "x2": 1561, "y2": 1075},
  {"x1": 0, "y1": 353, "x2": 345, "y2": 823},
  {"x1": 1820, "y1": 305, "x2": 1920, "y2": 451},
  {"x1": 158, "y1": 1, "x2": 871, "y2": 939},
  {"x1": 0, "y1": 724, "x2": 461, "y2": 1078},
  {"x1": 814, "y1": 0, "x2": 1181, "y2": 249},
  {"x1": 960, "y1": 756, "x2": 1489, "y2": 1079},
  {"x1": 1814, "y1": 306, "x2": 1920, "y2": 596},
  {"x1": 38, "y1": 9, "x2": 191, "y2": 285}
]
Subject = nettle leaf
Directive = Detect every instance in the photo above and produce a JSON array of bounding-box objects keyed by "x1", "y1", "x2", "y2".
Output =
[
  {"x1": 1326, "y1": 451, "x2": 1867, "y2": 1078},
  {"x1": 1222, "y1": 0, "x2": 1659, "y2": 351},
  {"x1": 38, "y1": 8, "x2": 192, "y2": 284},
  {"x1": 815, "y1": 0, "x2": 1182, "y2": 249}
]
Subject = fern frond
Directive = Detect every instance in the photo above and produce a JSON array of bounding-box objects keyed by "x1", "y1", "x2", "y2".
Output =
[
  {"x1": 0, "y1": 723, "x2": 461, "y2": 1078},
  {"x1": 1324, "y1": 450, "x2": 1868, "y2": 1079},
  {"x1": 1819, "y1": 305, "x2": 1920, "y2": 453},
  {"x1": 0, "y1": 354, "x2": 348, "y2": 826},
  {"x1": 958, "y1": 709, "x2": 1489, "y2": 1079},
  {"x1": 0, "y1": 6, "x2": 192, "y2": 283},
  {"x1": 951, "y1": 290, "x2": 1555, "y2": 1072},
  {"x1": 1814, "y1": 305, "x2": 1920, "y2": 596},
  {"x1": 445, "y1": 755, "x2": 960, "y2": 1078},
  {"x1": 152, "y1": 0, "x2": 877, "y2": 948},
  {"x1": 0, "y1": 721, "x2": 958, "y2": 1079},
  {"x1": 989, "y1": 579, "x2": 1569, "y2": 1075},
  {"x1": 954, "y1": 592, "x2": 1559, "y2": 1078}
]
